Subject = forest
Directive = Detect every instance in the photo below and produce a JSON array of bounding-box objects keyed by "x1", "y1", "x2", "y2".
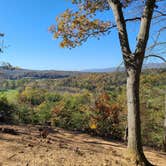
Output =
[{"x1": 0, "y1": 68, "x2": 165, "y2": 149}]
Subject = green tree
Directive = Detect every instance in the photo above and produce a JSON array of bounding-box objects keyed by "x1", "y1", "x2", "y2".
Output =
[
  {"x1": 50, "y1": 0, "x2": 166, "y2": 165},
  {"x1": 0, "y1": 97, "x2": 15, "y2": 123},
  {"x1": 19, "y1": 87, "x2": 46, "y2": 106}
]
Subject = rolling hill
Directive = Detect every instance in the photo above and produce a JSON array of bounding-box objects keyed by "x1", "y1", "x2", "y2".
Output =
[{"x1": 0, "y1": 63, "x2": 165, "y2": 80}]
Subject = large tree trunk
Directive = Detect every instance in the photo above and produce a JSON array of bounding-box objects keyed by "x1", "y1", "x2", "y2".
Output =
[
  {"x1": 127, "y1": 68, "x2": 153, "y2": 166},
  {"x1": 107, "y1": 1, "x2": 156, "y2": 165},
  {"x1": 163, "y1": 98, "x2": 166, "y2": 152}
]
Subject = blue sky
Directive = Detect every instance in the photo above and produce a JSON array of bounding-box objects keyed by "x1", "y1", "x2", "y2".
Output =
[
  {"x1": 0, "y1": 0, "x2": 161, "y2": 71},
  {"x1": 0, "y1": 0, "x2": 125, "y2": 70}
]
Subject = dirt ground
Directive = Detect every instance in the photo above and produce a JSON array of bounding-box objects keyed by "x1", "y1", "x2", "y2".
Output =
[{"x1": 0, "y1": 125, "x2": 165, "y2": 166}]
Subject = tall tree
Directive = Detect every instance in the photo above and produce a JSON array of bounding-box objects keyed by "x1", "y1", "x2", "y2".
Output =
[
  {"x1": 50, "y1": 0, "x2": 166, "y2": 165},
  {"x1": 163, "y1": 95, "x2": 166, "y2": 152}
]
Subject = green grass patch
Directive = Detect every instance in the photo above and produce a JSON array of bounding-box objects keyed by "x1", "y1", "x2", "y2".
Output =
[{"x1": 0, "y1": 90, "x2": 19, "y2": 104}]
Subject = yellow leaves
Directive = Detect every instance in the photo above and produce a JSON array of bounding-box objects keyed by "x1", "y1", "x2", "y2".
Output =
[
  {"x1": 89, "y1": 120, "x2": 97, "y2": 129},
  {"x1": 71, "y1": 22, "x2": 76, "y2": 29},
  {"x1": 90, "y1": 8, "x2": 96, "y2": 14},
  {"x1": 35, "y1": 101, "x2": 46, "y2": 112},
  {"x1": 57, "y1": 22, "x2": 64, "y2": 31},
  {"x1": 90, "y1": 123, "x2": 97, "y2": 129},
  {"x1": 78, "y1": 32, "x2": 83, "y2": 38},
  {"x1": 93, "y1": 19, "x2": 99, "y2": 25},
  {"x1": 60, "y1": 38, "x2": 74, "y2": 48},
  {"x1": 60, "y1": 42, "x2": 65, "y2": 48},
  {"x1": 73, "y1": 19, "x2": 79, "y2": 25},
  {"x1": 50, "y1": 3, "x2": 111, "y2": 49},
  {"x1": 53, "y1": 32, "x2": 59, "y2": 39},
  {"x1": 60, "y1": 9, "x2": 72, "y2": 20}
]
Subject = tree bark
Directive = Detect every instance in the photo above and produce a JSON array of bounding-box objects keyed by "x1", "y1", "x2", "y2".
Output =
[
  {"x1": 108, "y1": 0, "x2": 156, "y2": 165},
  {"x1": 126, "y1": 67, "x2": 153, "y2": 166},
  {"x1": 163, "y1": 96, "x2": 166, "y2": 152},
  {"x1": 124, "y1": 125, "x2": 128, "y2": 142}
]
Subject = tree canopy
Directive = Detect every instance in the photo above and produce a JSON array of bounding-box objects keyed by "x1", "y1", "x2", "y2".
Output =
[{"x1": 49, "y1": 0, "x2": 166, "y2": 58}]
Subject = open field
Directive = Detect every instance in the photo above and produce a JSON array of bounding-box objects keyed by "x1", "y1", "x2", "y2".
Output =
[{"x1": 0, "y1": 125, "x2": 165, "y2": 166}]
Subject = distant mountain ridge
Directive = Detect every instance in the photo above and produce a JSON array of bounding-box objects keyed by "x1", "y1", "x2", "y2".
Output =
[
  {"x1": 0, "y1": 67, "x2": 80, "y2": 80},
  {"x1": 0, "y1": 63, "x2": 165, "y2": 80},
  {"x1": 82, "y1": 63, "x2": 166, "y2": 73}
]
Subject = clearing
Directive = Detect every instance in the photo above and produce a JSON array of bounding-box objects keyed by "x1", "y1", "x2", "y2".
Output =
[{"x1": 0, "y1": 125, "x2": 165, "y2": 166}]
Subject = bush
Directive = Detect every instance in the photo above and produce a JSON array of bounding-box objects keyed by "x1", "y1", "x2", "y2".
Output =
[
  {"x1": 16, "y1": 105, "x2": 36, "y2": 124},
  {"x1": 89, "y1": 93, "x2": 123, "y2": 140},
  {"x1": 45, "y1": 93, "x2": 62, "y2": 103},
  {"x1": 19, "y1": 87, "x2": 45, "y2": 106},
  {"x1": 35, "y1": 101, "x2": 53, "y2": 124},
  {"x1": 52, "y1": 94, "x2": 91, "y2": 131},
  {"x1": 0, "y1": 97, "x2": 16, "y2": 123}
]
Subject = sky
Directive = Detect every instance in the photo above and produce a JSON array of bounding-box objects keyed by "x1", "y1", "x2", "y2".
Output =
[{"x1": 0, "y1": 0, "x2": 162, "y2": 71}]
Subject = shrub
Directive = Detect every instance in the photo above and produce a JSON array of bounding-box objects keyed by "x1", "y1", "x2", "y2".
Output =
[
  {"x1": 35, "y1": 101, "x2": 53, "y2": 124},
  {"x1": 0, "y1": 97, "x2": 16, "y2": 123},
  {"x1": 52, "y1": 94, "x2": 91, "y2": 131},
  {"x1": 19, "y1": 87, "x2": 45, "y2": 106},
  {"x1": 45, "y1": 93, "x2": 62, "y2": 103},
  {"x1": 16, "y1": 105, "x2": 35, "y2": 124},
  {"x1": 89, "y1": 93, "x2": 123, "y2": 140}
]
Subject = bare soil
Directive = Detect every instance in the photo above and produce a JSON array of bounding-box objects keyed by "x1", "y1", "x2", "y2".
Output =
[{"x1": 0, "y1": 125, "x2": 165, "y2": 166}]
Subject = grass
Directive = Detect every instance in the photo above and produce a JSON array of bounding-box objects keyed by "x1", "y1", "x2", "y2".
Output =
[{"x1": 0, "y1": 89, "x2": 19, "y2": 104}]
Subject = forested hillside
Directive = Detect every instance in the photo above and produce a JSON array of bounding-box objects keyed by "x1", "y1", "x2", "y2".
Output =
[
  {"x1": 0, "y1": 63, "x2": 79, "y2": 80},
  {"x1": 0, "y1": 68, "x2": 165, "y2": 150},
  {"x1": 0, "y1": 62, "x2": 165, "y2": 80}
]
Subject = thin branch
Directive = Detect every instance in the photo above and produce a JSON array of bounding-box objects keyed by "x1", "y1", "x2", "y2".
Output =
[
  {"x1": 116, "y1": 61, "x2": 124, "y2": 72},
  {"x1": 145, "y1": 54, "x2": 166, "y2": 62},
  {"x1": 0, "y1": 33, "x2": 4, "y2": 37},
  {"x1": 146, "y1": 42, "x2": 166, "y2": 52},
  {"x1": 89, "y1": 17, "x2": 142, "y2": 37},
  {"x1": 76, "y1": 16, "x2": 141, "y2": 48},
  {"x1": 154, "y1": 10, "x2": 166, "y2": 16},
  {"x1": 107, "y1": 17, "x2": 141, "y2": 30},
  {"x1": 125, "y1": 17, "x2": 141, "y2": 22},
  {"x1": 146, "y1": 26, "x2": 166, "y2": 56}
]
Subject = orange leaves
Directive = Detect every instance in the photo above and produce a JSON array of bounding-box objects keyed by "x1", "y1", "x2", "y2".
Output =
[
  {"x1": 60, "y1": 42, "x2": 65, "y2": 48},
  {"x1": 49, "y1": 2, "x2": 111, "y2": 49},
  {"x1": 49, "y1": 0, "x2": 142, "y2": 48},
  {"x1": 52, "y1": 106, "x2": 60, "y2": 114},
  {"x1": 82, "y1": 0, "x2": 110, "y2": 13},
  {"x1": 87, "y1": 92, "x2": 123, "y2": 139},
  {"x1": 53, "y1": 32, "x2": 59, "y2": 39},
  {"x1": 95, "y1": 92, "x2": 111, "y2": 112},
  {"x1": 94, "y1": 92, "x2": 121, "y2": 123}
]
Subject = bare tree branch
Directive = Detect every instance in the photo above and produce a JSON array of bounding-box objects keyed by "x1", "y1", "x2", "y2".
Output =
[
  {"x1": 154, "y1": 10, "x2": 166, "y2": 16},
  {"x1": 0, "y1": 33, "x2": 5, "y2": 53},
  {"x1": 0, "y1": 33, "x2": 4, "y2": 37},
  {"x1": 146, "y1": 25, "x2": 166, "y2": 61},
  {"x1": 145, "y1": 54, "x2": 166, "y2": 62}
]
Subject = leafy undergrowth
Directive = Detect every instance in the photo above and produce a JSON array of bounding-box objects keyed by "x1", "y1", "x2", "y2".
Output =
[{"x1": 0, "y1": 125, "x2": 165, "y2": 166}]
